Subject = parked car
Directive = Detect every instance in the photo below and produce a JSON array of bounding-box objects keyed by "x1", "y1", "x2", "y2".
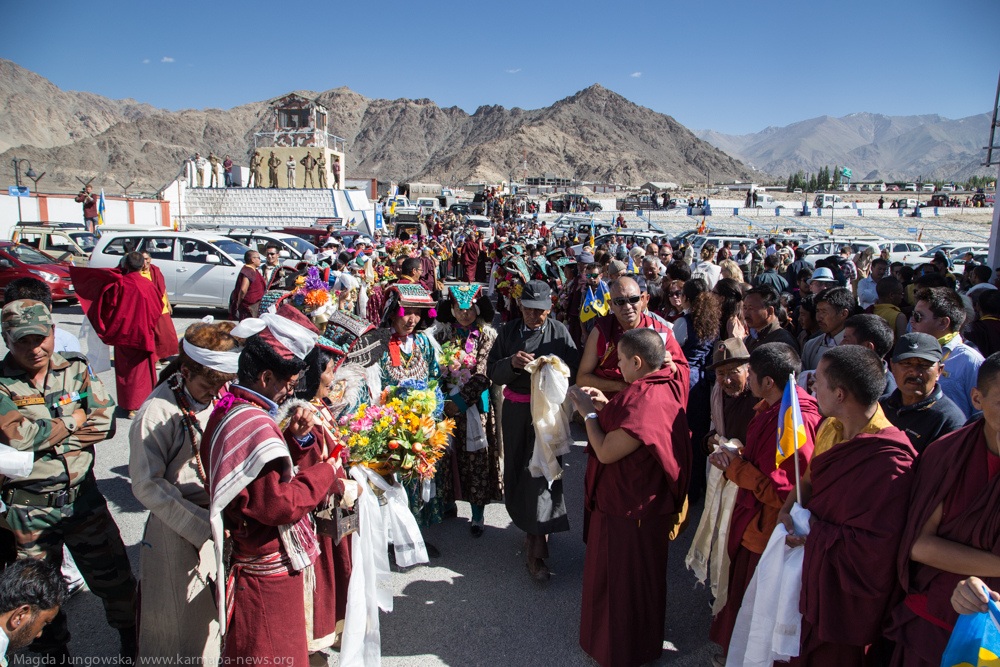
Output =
[
  {"x1": 905, "y1": 183, "x2": 917, "y2": 192},
  {"x1": 466, "y1": 215, "x2": 494, "y2": 242},
  {"x1": 0, "y1": 242, "x2": 75, "y2": 304},
  {"x1": 888, "y1": 185, "x2": 900, "y2": 191},
  {"x1": 801, "y1": 240, "x2": 881, "y2": 267},
  {"x1": 921, "y1": 243, "x2": 988, "y2": 264},
  {"x1": 225, "y1": 230, "x2": 318, "y2": 268},
  {"x1": 449, "y1": 203, "x2": 471, "y2": 216},
  {"x1": 813, "y1": 193, "x2": 852, "y2": 209},
  {"x1": 877, "y1": 241, "x2": 929, "y2": 265},
  {"x1": 10, "y1": 224, "x2": 98, "y2": 267},
  {"x1": 392, "y1": 222, "x2": 429, "y2": 239},
  {"x1": 90, "y1": 231, "x2": 252, "y2": 308},
  {"x1": 922, "y1": 184, "x2": 936, "y2": 192}
]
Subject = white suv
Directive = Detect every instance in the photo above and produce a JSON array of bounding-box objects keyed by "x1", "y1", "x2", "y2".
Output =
[{"x1": 90, "y1": 231, "x2": 252, "y2": 308}]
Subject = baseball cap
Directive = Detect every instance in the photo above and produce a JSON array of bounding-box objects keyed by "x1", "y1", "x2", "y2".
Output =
[
  {"x1": 519, "y1": 280, "x2": 552, "y2": 310},
  {"x1": 706, "y1": 337, "x2": 751, "y2": 370},
  {"x1": 809, "y1": 267, "x2": 836, "y2": 284},
  {"x1": 578, "y1": 252, "x2": 595, "y2": 264},
  {"x1": 1, "y1": 300, "x2": 53, "y2": 342},
  {"x1": 892, "y1": 332, "x2": 942, "y2": 364}
]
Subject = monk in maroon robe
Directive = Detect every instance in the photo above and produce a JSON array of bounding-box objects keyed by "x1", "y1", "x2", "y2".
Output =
[
  {"x1": 229, "y1": 250, "x2": 265, "y2": 320},
  {"x1": 461, "y1": 234, "x2": 480, "y2": 283},
  {"x1": 885, "y1": 358, "x2": 1000, "y2": 667},
  {"x1": 569, "y1": 328, "x2": 691, "y2": 667},
  {"x1": 71, "y1": 254, "x2": 162, "y2": 413},
  {"x1": 708, "y1": 344, "x2": 821, "y2": 659},
  {"x1": 781, "y1": 346, "x2": 917, "y2": 666},
  {"x1": 141, "y1": 255, "x2": 179, "y2": 361}
]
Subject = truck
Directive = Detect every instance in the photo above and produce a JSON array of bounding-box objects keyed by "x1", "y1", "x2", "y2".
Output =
[
  {"x1": 437, "y1": 188, "x2": 459, "y2": 209},
  {"x1": 387, "y1": 196, "x2": 421, "y2": 221},
  {"x1": 401, "y1": 182, "x2": 442, "y2": 201}
]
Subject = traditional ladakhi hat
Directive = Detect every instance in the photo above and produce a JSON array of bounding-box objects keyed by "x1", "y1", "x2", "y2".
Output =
[{"x1": 230, "y1": 301, "x2": 320, "y2": 361}]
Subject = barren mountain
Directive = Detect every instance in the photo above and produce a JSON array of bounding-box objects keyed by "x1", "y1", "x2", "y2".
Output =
[
  {"x1": 0, "y1": 61, "x2": 753, "y2": 195},
  {"x1": 694, "y1": 112, "x2": 993, "y2": 181}
]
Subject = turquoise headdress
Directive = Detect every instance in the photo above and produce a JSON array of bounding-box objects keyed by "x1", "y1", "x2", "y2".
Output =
[{"x1": 448, "y1": 284, "x2": 482, "y2": 310}]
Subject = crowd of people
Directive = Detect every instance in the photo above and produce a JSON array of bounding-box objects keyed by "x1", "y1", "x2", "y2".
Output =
[{"x1": 0, "y1": 211, "x2": 999, "y2": 667}]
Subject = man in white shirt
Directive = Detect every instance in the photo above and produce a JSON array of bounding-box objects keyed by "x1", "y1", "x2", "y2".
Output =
[
  {"x1": 800, "y1": 286, "x2": 855, "y2": 374},
  {"x1": 857, "y1": 258, "x2": 888, "y2": 310}
]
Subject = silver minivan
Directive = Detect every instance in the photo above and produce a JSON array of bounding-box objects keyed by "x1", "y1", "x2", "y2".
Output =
[{"x1": 89, "y1": 231, "x2": 252, "y2": 308}]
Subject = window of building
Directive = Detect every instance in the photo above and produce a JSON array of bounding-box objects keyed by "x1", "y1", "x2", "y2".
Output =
[{"x1": 278, "y1": 109, "x2": 310, "y2": 129}]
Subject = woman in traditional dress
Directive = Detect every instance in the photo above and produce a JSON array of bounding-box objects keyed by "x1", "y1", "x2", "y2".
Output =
[
  {"x1": 376, "y1": 284, "x2": 445, "y2": 532},
  {"x1": 434, "y1": 285, "x2": 502, "y2": 538},
  {"x1": 128, "y1": 321, "x2": 240, "y2": 660},
  {"x1": 284, "y1": 340, "x2": 366, "y2": 657}
]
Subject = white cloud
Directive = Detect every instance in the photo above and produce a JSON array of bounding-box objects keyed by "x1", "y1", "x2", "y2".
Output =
[
  {"x1": 161, "y1": 57, "x2": 175, "y2": 63},
  {"x1": 505, "y1": 68, "x2": 521, "y2": 74},
  {"x1": 630, "y1": 71, "x2": 641, "y2": 78},
  {"x1": 142, "y1": 59, "x2": 149, "y2": 64}
]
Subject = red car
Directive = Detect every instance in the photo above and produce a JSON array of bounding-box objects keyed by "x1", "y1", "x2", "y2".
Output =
[{"x1": 0, "y1": 242, "x2": 75, "y2": 304}]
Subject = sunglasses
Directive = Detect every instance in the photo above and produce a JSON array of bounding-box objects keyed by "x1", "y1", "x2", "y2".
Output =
[
  {"x1": 267, "y1": 252, "x2": 278, "y2": 256},
  {"x1": 587, "y1": 273, "x2": 600, "y2": 279},
  {"x1": 911, "y1": 311, "x2": 933, "y2": 323},
  {"x1": 669, "y1": 290, "x2": 683, "y2": 297},
  {"x1": 612, "y1": 295, "x2": 642, "y2": 307}
]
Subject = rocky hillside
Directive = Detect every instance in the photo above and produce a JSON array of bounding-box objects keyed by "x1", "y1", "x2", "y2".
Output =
[{"x1": 0, "y1": 61, "x2": 753, "y2": 195}]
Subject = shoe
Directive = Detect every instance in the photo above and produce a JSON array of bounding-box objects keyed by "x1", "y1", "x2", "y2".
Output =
[
  {"x1": 442, "y1": 504, "x2": 458, "y2": 519},
  {"x1": 712, "y1": 654, "x2": 727, "y2": 667},
  {"x1": 470, "y1": 522, "x2": 485, "y2": 538},
  {"x1": 526, "y1": 557, "x2": 550, "y2": 582},
  {"x1": 118, "y1": 625, "x2": 137, "y2": 665},
  {"x1": 126, "y1": 410, "x2": 136, "y2": 420},
  {"x1": 425, "y1": 542, "x2": 441, "y2": 558},
  {"x1": 308, "y1": 652, "x2": 328, "y2": 666}
]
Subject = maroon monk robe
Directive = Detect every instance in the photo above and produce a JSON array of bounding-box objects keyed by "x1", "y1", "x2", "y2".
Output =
[
  {"x1": 791, "y1": 426, "x2": 916, "y2": 667},
  {"x1": 146, "y1": 264, "x2": 179, "y2": 361},
  {"x1": 71, "y1": 267, "x2": 162, "y2": 411},
  {"x1": 580, "y1": 366, "x2": 691, "y2": 667},
  {"x1": 418, "y1": 255, "x2": 436, "y2": 292},
  {"x1": 885, "y1": 420, "x2": 1000, "y2": 667},
  {"x1": 461, "y1": 239, "x2": 480, "y2": 283},
  {"x1": 709, "y1": 387, "x2": 821, "y2": 655},
  {"x1": 285, "y1": 422, "x2": 352, "y2": 650},
  {"x1": 229, "y1": 265, "x2": 264, "y2": 320}
]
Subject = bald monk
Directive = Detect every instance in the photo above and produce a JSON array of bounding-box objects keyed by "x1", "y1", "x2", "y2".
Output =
[
  {"x1": 779, "y1": 345, "x2": 917, "y2": 666},
  {"x1": 708, "y1": 343, "x2": 821, "y2": 662},
  {"x1": 569, "y1": 328, "x2": 691, "y2": 667},
  {"x1": 885, "y1": 352, "x2": 1000, "y2": 666}
]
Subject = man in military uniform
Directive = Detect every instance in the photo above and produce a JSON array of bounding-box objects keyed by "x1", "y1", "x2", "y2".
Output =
[
  {"x1": 208, "y1": 152, "x2": 223, "y2": 188},
  {"x1": 267, "y1": 151, "x2": 281, "y2": 188},
  {"x1": 300, "y1": 151, "x2": 317, "y2": 188},
  {"x1": 0, "y1": 300, "x2": 135, "y2": 661},
  {"x1": 316, "y1": 152, "x2": 328, "y2": 188},
  {"x1": 250, "y1": 150, "x2": 263, "y2": 188}
]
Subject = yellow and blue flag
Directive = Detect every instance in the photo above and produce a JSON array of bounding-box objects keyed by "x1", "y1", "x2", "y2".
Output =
[
  {"x1": 580, "y1": 286, "x2": 602, "y2": 323},
  {"x1": 776, "y1": 374, "x2": 808, "y2": 468},
  {"x1": 626, "y1": 254, "x2": 637, "y2": 274},
  {"x1": 587, "y1": 220, "x2": 596, "y2": 249},
  {"x1": 939, "y1": 588, "x2": 1000, "y2": 667},
  {"x1": 98, "y1": 188, "x2": 107, "y2": 226},
  {"x1": 595, "y1": 279, "x2": 610, "y2": 314}
]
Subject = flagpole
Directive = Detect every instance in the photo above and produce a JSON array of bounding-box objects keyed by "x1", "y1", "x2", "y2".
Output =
[{"x1": 791, "y1": 373, "x2": 802, "y2": 506}]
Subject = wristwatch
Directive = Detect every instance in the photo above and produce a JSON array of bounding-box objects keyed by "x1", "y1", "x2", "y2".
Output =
[{"x1": 584, "y1": 412, "x2": 599, "y2": 421}]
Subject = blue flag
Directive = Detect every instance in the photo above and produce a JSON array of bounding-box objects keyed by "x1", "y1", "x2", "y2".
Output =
[
  {"x1": 626, "y1": 254, "x2": 636, "y2": 274},
  {"x1": 98, "y1": 188, "x2": 107, "y2": 226},
  {"x1": 776, "y1": 374, "x2": 807, "y2": 468},
  {"x1": 580, "y1": 287, "x2": 602, "y2": 323},
  {"x1": 595, "y1": 279, "x2": 610, "y2": 314},
  {"x1": 940, "y1": 590, "x2": 1000, "y2": 666}
]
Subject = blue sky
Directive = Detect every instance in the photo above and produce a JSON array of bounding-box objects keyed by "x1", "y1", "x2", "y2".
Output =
[{"x1": 3, "y1": 0, "x2": 998, "y2": 135}]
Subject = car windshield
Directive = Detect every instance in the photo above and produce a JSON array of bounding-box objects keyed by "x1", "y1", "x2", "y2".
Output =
[
  {"x1": 69, "y1": 233, "x2": 98, "y2": 251},
  {"x1": 210, "y1": 239, "x2": 251, "y2": 259},
  {"x1": 282, "y1": 236, "x2": 317, "y2": 255},
  {"x1": 8, "y1": 244, "x2": 56, "y2": 265}
]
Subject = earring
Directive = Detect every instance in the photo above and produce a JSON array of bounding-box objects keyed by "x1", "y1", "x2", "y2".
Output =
[
  {"x1": 398, "y1": 307, "x2": 405, "y2": 317},
  {"x1": 428, "y1": 308, "x2": 437, "y2": 318}
]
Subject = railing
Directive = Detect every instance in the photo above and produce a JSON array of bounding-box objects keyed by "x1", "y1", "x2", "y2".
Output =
[{"x1": 254, "y1": 129, "x2": 347, "y2": 153}]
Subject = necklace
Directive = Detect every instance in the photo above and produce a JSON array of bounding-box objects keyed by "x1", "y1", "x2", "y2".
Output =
[{"x1": 168, "y1": 372, "x2": 208, "y2": 484}]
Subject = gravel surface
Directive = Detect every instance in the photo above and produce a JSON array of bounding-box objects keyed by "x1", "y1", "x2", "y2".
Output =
[{"x1": 6, "y1": 304, "x2": 720, "y2": 667}]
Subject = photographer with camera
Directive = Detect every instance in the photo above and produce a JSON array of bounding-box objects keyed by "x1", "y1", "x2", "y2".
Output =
[{"x1": 74, "y1": 185, "x2": 99, "y2": 232}]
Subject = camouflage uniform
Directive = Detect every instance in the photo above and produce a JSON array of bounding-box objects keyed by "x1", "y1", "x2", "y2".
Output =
[
  {"x1": 268, "y1": 153, "x2": 281, "y2": 188},
  {"x1": 208, "y1": 153, "x2": 222, "y2": 187},
  {"x1": 250, "y1": 151, "x2": 263, "y2": 188},
  {"x1": 316, "y1": 154, "x2": 328, "y2": 188},
  {"x1": 300, "y1": 152, "x2": 317, "y2": 188},
  {"x1": 0, "y1": 301, "x2": 135, "y2": 653}
]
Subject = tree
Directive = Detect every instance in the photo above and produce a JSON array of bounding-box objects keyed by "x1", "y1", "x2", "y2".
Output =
[
  {"x1": 833, "y1": 165, "x2": 841, "y2": 187},
  {"x1": 786, "y1": 174, "x2": 793, "y2": 192},
  {"x1": 808, "y1": 173, "x2": 818, "y2": 192}
]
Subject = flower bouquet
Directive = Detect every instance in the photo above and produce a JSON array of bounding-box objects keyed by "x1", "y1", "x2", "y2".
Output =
[
  {"x1": 438, "y1": 340, "x2": 477, "y2": 393},
  {"x1": 339, "y1": 379, "x2": 455, "y2": 483},
  {"x1": 290, "y1": 266, "x2": 336, "y2": 331}
]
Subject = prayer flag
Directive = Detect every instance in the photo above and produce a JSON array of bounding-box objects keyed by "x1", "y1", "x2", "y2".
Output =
[
  {"x1": 580, "y1": 286, "x2": 601, "y2": 323},
  {"x1": 939, "y1": 591, "x2": 1000, "y2": 667},
  {"x1": 595, "y1": 280, "x2": 610, "y2": 315},
  {"x1": 776, "y1": 374, "x2": 807, "y2": 468},
  {"x1": 627, "y1": 255, "x2": 636, "y2": 274},
  {"x1": 98, "y1": 189, "x2": 107, "y2": 226},
  {"x1": 588, "y1": 221, "x2": 596, "y2": 249}
]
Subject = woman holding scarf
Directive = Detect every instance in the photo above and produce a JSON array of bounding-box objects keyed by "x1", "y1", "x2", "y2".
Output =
[
  {"x1": 128, "y1": 320, "x2": 240, "y2": 660},
  {"x1": 434, "y1": 285, "x2": 502, "y2": 538}
]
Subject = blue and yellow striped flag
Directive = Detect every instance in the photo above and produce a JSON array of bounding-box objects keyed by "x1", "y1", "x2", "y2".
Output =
[
  {"x1": 776, "y1": 374, "x2": 807, "y2": 468},
  {"x1": 587, "y1": 220, "x2": 596, "y2": 249},
  {"x1": 595, "y1": 279, "x2": 610, "y2": 315},
  {"x1": 98, "y1": 188, "x2": 107, "y2": 226},
  {"x1": 580, "y1": 286, "x2": 602, "y2": 323},
  {"x1": 626, "y1": 254, "x2": 637, "y2": 274}
]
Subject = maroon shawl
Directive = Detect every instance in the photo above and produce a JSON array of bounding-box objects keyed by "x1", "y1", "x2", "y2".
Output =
[
  {"x1": 71, "y1": 266, "x2": 161, "y2": 352},
  {"x1": 800, "y1": 427, "x2": 916, "y2": 648}
]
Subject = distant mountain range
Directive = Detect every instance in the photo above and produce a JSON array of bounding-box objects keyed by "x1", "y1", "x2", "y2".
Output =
[
  {"x1": 694, "y1": 111, "x2": 995, "y2": 182},
  {"x1": 0, "y1": 59, "x2": 752, "y2": 194}
]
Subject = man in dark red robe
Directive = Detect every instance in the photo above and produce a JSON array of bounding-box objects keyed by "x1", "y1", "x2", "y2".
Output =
[
  {"x1": 71, "y1": 252, "x2": 163, "y2": 415},
  {"x1": 229, "y1": 250, "x2": 265, "y2": 320},
  {"x1": 569, "y1": 328, "x2": 691, "y2": 667},
  {"x1": 708, "y1": 343, "x2": 821, "y2": 660},
  {"x1": 205, "y1": 304, "x2": 336, "y2": 665},
  {"x1": 461, "y1": 233, "x2": 480, "y2": 283},
  {"x1": 141, "y1": 250, "x2": 178, "y2": 361},
  {"x1": 418, "y1": 247, "x2": 437, "y2": 294},
  {"x1": 885, "y1": 353, "x2": 1000, "y2": 667},
  {"x1": 780, "y1": 345, "x2": 917, "y2": 666}
]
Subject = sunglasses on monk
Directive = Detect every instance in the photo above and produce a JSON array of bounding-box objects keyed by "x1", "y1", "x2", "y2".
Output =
[{"x1": 612, "y1": 295, "x2": 642, "y2": 307}]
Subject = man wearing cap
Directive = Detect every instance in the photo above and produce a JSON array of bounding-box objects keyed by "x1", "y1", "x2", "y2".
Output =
[
  {"x1": 885, "y1": 351, "x2": 1000, "y2": 665},
  {"x1": 203, "y1": 303, "x2": 339, "y2": 665},
  {"x1": 743, "y1": 285, "x2": 800, "y2": 355},
  {"x1": 807, "y1": 267, "x2": 838, "y2": 294},
  {"x1": 488, "y1": 280, "x2": 579, "y2": 582},
  {"x1": 0, "y1": 299, "x2": 135, "y2": 661},
  {"x1": 707, "y1": 342, "x2": 820, "y2": 663},
  {"x1": 880, "y1": 332, "x2": 965, "y2": 453}
]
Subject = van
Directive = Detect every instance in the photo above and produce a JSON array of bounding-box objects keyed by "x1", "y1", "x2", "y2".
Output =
[
  {"x1": 813, "y1": 194, "x2": 851, "y2": 209},
  {"x1": 90, "y1": 231, "x2": 253, "y2": 308},
  {"x1": 10, "y1": 224, "x2": 99, "y2": 266}
]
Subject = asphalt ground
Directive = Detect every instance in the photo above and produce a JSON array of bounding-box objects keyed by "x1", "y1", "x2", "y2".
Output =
[{"x1": 4, "y1": 302, "x2": 719, "y2": 667}]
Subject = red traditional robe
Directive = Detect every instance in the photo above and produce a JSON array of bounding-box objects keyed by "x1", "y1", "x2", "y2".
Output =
[
  {"x1": 229, "y1": 265, "x2": 265, "y2": 320},
  {"x1": 285, "y1": 414, "x2": 353, "y2": 651},
  {"x1": 885, "y1": 419, "x2": 1000, "y2": 667},
  {"x1": 71, "y1": 267, "x2": 162, "y2": 411},
  {"x1": 791, "y1": 422, "x2": 916, "y2": 666},
  {"x1": 580, "y1": 366, "x2": 691, "y2": 667},
  {"x1": 144, "y1": 264, "x2": 179, "y2": 361},
  {"x1": 461, "y1": 240, "x2": 480, "y2": 283},
  {"x1": 709, "y1": 387, "x2": 821, "y2": 655}
]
